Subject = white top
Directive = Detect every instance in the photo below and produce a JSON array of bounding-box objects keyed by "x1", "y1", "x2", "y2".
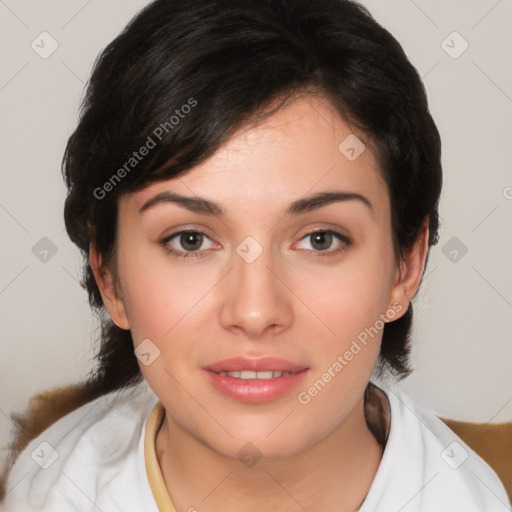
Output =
[{"x1": 1, "y1": 378, "x2": 509, "y2": 512}]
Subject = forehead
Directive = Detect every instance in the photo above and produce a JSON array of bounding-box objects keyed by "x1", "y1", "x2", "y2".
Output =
[{"x1": 124, "y1": 95, "x2": 388, "y2": 216}]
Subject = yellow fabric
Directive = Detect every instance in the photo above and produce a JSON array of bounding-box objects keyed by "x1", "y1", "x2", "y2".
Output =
[
  {"x1": 440, "y1": 418, "x2": 512, "y2": 503},
  {"x1": 144, "y1": 400, "x2": 177, "y2": 512}
]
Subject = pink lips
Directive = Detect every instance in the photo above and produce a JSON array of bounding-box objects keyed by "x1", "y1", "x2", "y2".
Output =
[{"x1": 203, "y1": 356, "x2": 310, "y2": 402}]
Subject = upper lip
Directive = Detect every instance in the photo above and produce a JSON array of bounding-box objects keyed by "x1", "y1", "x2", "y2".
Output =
[{"x1": 204, "y1": 356, "x2": 309, "y2": 373}]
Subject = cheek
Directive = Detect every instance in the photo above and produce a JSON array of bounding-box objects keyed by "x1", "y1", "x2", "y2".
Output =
[
  {"x1": 295, "y1": 247, "x2": 395, "y2": 401},
  {"x1": 305, "y1": 255, "x2": 393, "y2": 340},
  {"x1": 308, "y1": 282, "x2": 383, "y2": 378},
  {"x1": 117, "y1": 248, "x2": 221, "y2": 379},
  {"x1": 294, "y1": 258, "x2": 391, "y2": 415},
  {"x1": 120, "y1": 267, "x2": 171, "y2": 341},
  {"x1": 118, "y1": 256, "x2": 210, "y2": 391},
  {"x1": 117, "y1": 242, "x2": 207, "y2": 338}
]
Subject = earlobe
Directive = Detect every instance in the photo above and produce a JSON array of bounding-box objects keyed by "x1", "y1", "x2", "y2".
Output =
[
  {"x1": 89, "y1": 244, "x2": 130, "y2": 330},
  {"x1": 385, "y1": 217, "x2": 430, "y2": 321}
]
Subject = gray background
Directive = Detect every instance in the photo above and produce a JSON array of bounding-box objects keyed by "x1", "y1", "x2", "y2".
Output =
[{"x1": 1, "y1": 0, "x2": 511, "y2": 458}]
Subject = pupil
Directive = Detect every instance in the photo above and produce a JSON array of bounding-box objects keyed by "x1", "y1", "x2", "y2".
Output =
[
  {"x1": 312, "y1": 232, "x2": 331, "y2": 251},
  {"x1": 182, "y1": 232, "x2": 201, "y2": 251}
]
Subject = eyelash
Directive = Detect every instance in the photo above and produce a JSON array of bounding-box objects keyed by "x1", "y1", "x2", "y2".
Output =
[{"x1": 160, "y1": 229, "x2": 352, "y2": 259}]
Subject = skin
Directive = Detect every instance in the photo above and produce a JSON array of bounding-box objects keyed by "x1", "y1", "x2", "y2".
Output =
[{"x1": 91, "y1": 94, "x2": 429, "y2": 512}]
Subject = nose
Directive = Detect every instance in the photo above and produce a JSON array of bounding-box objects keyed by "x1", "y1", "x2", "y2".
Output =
[{"x1": 219, "y1": 240, "x2": 293, "y2": 339}]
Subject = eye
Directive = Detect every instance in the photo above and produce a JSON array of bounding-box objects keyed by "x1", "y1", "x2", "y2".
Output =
[
  {"x1": 295, "y1": 229, "x2": 352, "y2": 257},
  {"x1": 160, "y1": 230, "x2": 215, "y2": 259}
]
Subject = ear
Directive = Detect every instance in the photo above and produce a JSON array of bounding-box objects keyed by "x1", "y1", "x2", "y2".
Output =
[
  {"x1": 89, "y1": 243, "x2": 130, "y2": 330},
  {"x1": 385, "y1": 217, "x2": 430, "y2": 321}
]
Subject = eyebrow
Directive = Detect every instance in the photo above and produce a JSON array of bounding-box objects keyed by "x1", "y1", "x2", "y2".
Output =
[{"x1": 139, "y1": 190, "x2": 374, "y2": 217}]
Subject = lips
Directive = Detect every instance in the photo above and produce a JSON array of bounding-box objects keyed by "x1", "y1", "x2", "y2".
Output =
[
  {"x1": 203, "y1": 359, "x2": 310, "y2": 402},
  {"x1": 204, "y1": 356, "x2": 308, "y2": 374}
]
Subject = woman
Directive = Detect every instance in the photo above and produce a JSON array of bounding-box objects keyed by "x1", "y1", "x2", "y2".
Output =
[{"x1": 0, "y1": 0, "x2": 508, "y2": 510}]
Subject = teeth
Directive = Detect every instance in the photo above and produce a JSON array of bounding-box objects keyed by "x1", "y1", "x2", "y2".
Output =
[{"x1": 218, "y1": 370, "x2": 294, "y2": 379}]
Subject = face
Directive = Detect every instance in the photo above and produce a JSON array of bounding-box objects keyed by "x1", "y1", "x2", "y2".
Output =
[{"x1": 93, "y1": 95, "x2": 423, "y2": 460}]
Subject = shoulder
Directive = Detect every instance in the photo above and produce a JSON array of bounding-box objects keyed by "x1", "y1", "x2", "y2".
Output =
[
  {"x1": 361, "y1": 378, "x2": 510, "y2": 512},
  {"x1": 1, "y1": 381, "x2": 159, "y2": 512}
]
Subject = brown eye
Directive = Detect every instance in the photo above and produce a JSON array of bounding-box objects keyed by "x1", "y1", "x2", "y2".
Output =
[
  {"x1": 179, "y1": 232, "x2": 204, "y2": 251},
  {"x1": 309, "y1": 231, "x2": 333, "y2": 251},
  {"x1": 160, "y1": 230, "x2": 214, "y2": 259},
  {"x1": 295, "y1": 229, "x2": 352, "y2": 258}
]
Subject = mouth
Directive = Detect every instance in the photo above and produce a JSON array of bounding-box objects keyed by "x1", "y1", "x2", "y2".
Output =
[{"x1": 202, "y1": 356, "x2": 310, "y2": 402}]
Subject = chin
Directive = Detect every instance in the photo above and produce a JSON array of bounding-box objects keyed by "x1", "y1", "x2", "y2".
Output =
[{"x1": 206, "y1": 429, "x2": 316, "y2": 464}]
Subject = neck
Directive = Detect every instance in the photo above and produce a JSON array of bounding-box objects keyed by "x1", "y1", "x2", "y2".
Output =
[{"x1": 155, "y1": 394, "x2": 385, "y2": 512}]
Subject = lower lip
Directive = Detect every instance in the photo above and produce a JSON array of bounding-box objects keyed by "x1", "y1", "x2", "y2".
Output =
[{"x1": 203, "y1": 369, "x2": 310, "y2": 402}]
